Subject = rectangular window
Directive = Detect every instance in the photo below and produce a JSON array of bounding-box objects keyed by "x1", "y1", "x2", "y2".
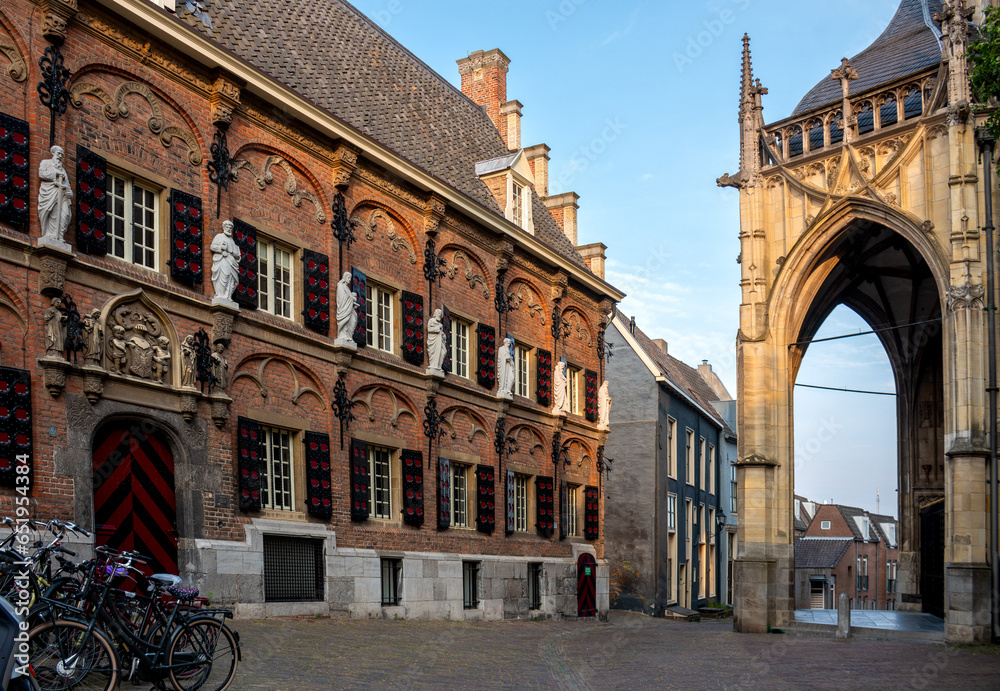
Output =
[
  {"x1": 667, "y1": 417, "x2": 677, "y2": 478},
  {"x1": 108, "y1": 173, "x2": 159, "y2": 270},
  {"x1": 450, "y1": 319, "x2": 470, "y2": 378},
  {"x1": 685, "y1": 499, "x2": 693, "y2": 559},
  {"x1": 258, "y1": 239, "x2": 294, "y2": 319},
  {"x1": 515, "y1": 345, "x2": 531, "y2": 398},
  {"x1": 568, "y1": 366, "x2": 581, "y2": 415},
  {"x1": 368, "y1": 445, "x2": 392, "y2": 520},
  {"x1": 567, "y1": 485, "x2": 579, "y2": 537},
  {"x1": 514, "y1": 474, "x2": 528, "y2": 532},
  {"x1": 380, "y1": 558, "x2": 402, "y2": 606},
  {"x1": 463, "y1": 561, "x2": 479, "y2": 609},
  {"x1": 263, "y1": 535, "x2": 324, "y2": 602},
  {"x1": 527, "y1": 563, "x2": 542, "y2": 610},
  {"x1": 700, "y1": 504, "x2": 706, "y2": 544},
  {"x1": 451, "y1": 463, "x2": 469, "y2": 527},
  {"x1": 699, "y1": 437, "x2": 706, "y2": 489},
  {"x1": 730, "y1": 462, "x2": 737, "y2": 513},
  {"x1": 821, "y1": 520, "x2": 831, "y2": 530},
  {"x1": 667, "y1": 493, "x2": 677, "y2": 533},
  {"x1": 366, "y1": 283, "x2": 394, "y2": 352},
  {"x1": 686, "y1": 430, "x2": 695, "y2": 485},
  {"x1": 709, "y1": 507, "x2": 716, "y2": 545},
  {"x1": 261, "y1": 426, "x2": 294, "y2": 511},
  {"x1": 709, "y1": 444, "x2": 716, "y2": 494},
  {"x1": 512, "y1": 183, "x2": 524, "y2": 227}
]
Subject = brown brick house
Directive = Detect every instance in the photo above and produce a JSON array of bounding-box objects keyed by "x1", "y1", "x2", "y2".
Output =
[{"x1": 0, "y1": 0, "x2": 622, "y2": 618}]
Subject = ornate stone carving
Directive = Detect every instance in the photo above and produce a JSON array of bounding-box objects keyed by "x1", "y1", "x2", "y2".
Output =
[
  {"x1": 37, "y1": 251, "x2": 68, "y2": 297},
  {"x1": 935, "y1": 0, "x2": 974, "y2": 122},
  {"x1": 43, "y1": 297, "x2": 68, "y2": 359},
  {"x1": 37, "y1": 146, "x2": 73, "y2": 250},
  {"x1": 39, "y1": 0, "x2": 78, "y2": 44},
  {"x1": 331, "y1": 144, "x2": 359, "y2": 189},
  {"x1": 209, "y1": 393, "x2": 231, "y2": 429},
  {"x1": 82, "y1": 308, "x2": 103, "y2": 366},
  {"x1": 507, "y1": 282, "x2": 547, "y2": 325},
  {"x1": 209, "y1": 71, "x2": 242, "y2": 129},
  {"x1": 81, "y1": 365, "x2": 105, "y2": 404},
  {"x1": 210, "y1": 343, "x2": 228, "y2": 393},
  {"x1": 210, "y1": 303, "x2": 238, "y2": 347},
  {"x1": 104, "y1": 301, "x2": 172, "y2": 384},
  {"x1": 423, "y1": 194, "x2": 447, "y2": 236},
  {"x1": 441, "y1": 249, "x2": 489, "y2": 299},
  {"x1": 179, "y1": 391, "x2": 198, "y2": 422},
  {"x1": 351, "y1": 208, "x2": 417, "y2": 264},
  {"x1": 231, "y1": 155, "x2": 326, "y2": 223},
  {"x1": 947, "y1": 281, "x2": 985, "y2": 311},
  {"x1": 0, "y1": 37, "x2": 27, "y2": 82},
  {"x1": 38, "y1": 357, "x2": 70, "y2": 397}
]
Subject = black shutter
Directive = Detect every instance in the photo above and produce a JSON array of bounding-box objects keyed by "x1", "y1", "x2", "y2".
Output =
[
  {"x1": 560, "y1": 480, "x2": 568, "y2": 540},
  {"x1": 302, "y1": 250, "x2": 330, "y2": 335},
  {"x1": 75, "y1": 146, "x2": 107, "y2": 254},
  {"x1": 401, "y1": 449, "x2": 424, "y2": 527},
  {"x1": 584, "y1": 369, "x2": 599, "y2": 422},
  {"x1": 536, "y1": 349, "x2": 552, "y2": 407},
  {"x1": 401, "y1": 291, "x2": 425, "y2": 366},
  {"x1": 169, "y1": 190, "x2": 203, "y2": 286},
  {"x1": 437, "y1": 457, "x2": 451, "y2": 529},
  {"x1": 0, "y1": 114, "x2": 29, "y2": 227},
  {"x1": 475, "y1": 464, "x2": 495, "y2": 534},
  {"x1": 505, "y1": 469, "x2": 515, "y2": 535},
  {"x1": 584, "y1": 485, "x2": 600, "y2": 540},
  {"x1": 237, "y1": 417, "x2": 263, "y2": 512},
  {"x1": 441, "y1": 306, "x2": 452, "y2": 373},
  {"x1": 536, "y1": 476, "x2": 554, "y2": 538},
  {"x1": 476, "y1": 323, "x2": 497, "y2": 389},
  {"x1": 0, "y1": 367, "x2": 32, "y2": 489},
  {"x1": 350, "y1": 438, "x2": 370, "y2": 522},
  {"x1": 232, "y1": 218, "x2": 259, "y2": 310},
  {"x1": 352, "y1": 267, "x2": 367, "y2": 346},
  {"x1": 304, "y1": 431, "x2": 332, "y2": 519}
]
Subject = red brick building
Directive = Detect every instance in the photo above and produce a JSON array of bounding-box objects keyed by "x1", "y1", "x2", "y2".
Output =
[{"x1": 0, "y1": 0, "x2": 622, "y2": 618}]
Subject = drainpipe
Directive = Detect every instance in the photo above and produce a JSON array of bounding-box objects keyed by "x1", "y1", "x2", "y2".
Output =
[{"x1": 978, "y1": 127, "x2": 1000, "y2": 643}]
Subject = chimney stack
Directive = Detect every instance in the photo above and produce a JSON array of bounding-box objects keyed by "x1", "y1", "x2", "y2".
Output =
[
  {"x1": 501, "y1": 100, "x2": 522, "y2": 151},
  {"x1": 457, "y1": 49, "x2": 512, "y2": 147},
  {"x1": 577, "y1": 243, "x2": 607, "y2": 279},
  {"x1": 652, "y1": 338, "x2": 668, "y2": 356},
  {"x1": 524, "y1": 144, "x2": 550, "y2": 196},
  {"x1": 544, "y1": 192, "x2": 579, "y2": 244}
]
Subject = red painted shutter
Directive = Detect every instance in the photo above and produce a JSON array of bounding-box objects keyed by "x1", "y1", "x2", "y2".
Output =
[
  {"x1": 401, "y1": 291, "x2": 425, "y2": 366},
  {"x1": 304, "y1": 431, "x2": 332, "y2": 518},
  {"x1": 401, "y1": 449, "x2": 424, "y2": 526},
  {"x1": 476, "y1": 323, "x2": 496, "y2": 389},
  {"x1": 0, "y1": 367, "x2": 32, "y2": 489},
  {"x1": 0, "y1": 113, "x2": 29, "y2": 228},
  {"x1": 560, "y1": 480, "x2": 568, "y2": 540},
  {"x1": 437, "y1": 457, "x2": 451, "y2": 529},
  {"x1": 475, "y1": 464, "x2": 495, "y2": 534},
  {"x1": 237, "y1": 417, "x2": 263, "y2": 512},
  {"x1": 302, "y1": 250, "x2": 330, "y2": 335},
  {"x1": 505, "y1": 469, "x2": 515, "y2": 535},
  {"x1": 536, "y1": 475, "x2": 554, "y2": 538},
  {"x1": 169, "y1": 190, "x2": 203, "y2": 286},
  {"x1": 352, "y1": 267, "x2": 367, "y2": 346},
  {"x1": 584, "y1": 485, "x2": 600, "y2": 540},
  {"x1": 74, "y1": 146, "x2": 107, "y2": 254},
  {"x1": 584, "y1": 369, "x2": 599, "y2": 422},
  {"x1": 536, "y1": 349, "x2": 552, "y2": 407},
  {"x1": 232, "y1": 218, "x2": 259, "y2": 309},
  {"x1": 350, "y1": 438, "x2": 370, "y2": 521}
]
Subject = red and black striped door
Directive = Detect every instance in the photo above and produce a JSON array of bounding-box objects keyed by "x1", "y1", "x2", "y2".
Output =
[
  {"x1": 92, "y1": 424, "x2": 178, "y2": 575},
  {"x1": 577, "y1": 552, "x2": 597, "y2": 617}
]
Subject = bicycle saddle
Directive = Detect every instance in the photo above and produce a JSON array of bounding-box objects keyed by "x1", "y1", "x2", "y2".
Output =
[
  {"x1": 166, "y1": 585, "x2": 199, "y2": 601},
  {"x1": 149, "y1": 573, "x2": 183, "y2": 588}
]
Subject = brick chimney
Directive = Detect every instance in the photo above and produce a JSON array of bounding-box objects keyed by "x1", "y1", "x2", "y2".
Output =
[
  {"x1": 524, "y1": 144, "x2": 550, "y2": 197},
  {"x1": 544, "y1": 192, "x2": 579, "y2": 244},
  {"x1": 501, "y1": 100, "x2": 522, "y2": 151},
  {"x1": 457, "y1": 49, "x2": 513, "y2": 147},
  {"x1": 652, "y1": 339, "x2": 668, "y2": 355}
]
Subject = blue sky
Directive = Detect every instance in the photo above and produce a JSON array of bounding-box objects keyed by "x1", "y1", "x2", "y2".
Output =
[{"x1": 350, "y1": 0, "x2": 904, "y2": 514}]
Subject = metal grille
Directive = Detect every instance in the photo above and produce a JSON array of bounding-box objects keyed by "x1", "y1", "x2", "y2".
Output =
[
  {"x1": 381, "y1": 558, "x2": 401, "y2": 606},
  {"x1": 528, "y1": 563, "x2": 541, "y2": 610},
  {"x1": 463, "y1": 561, "x2": 479, "y2": 609},
  {"x1": 263, "y1": 535, "x2": 324, "y2": 602}
]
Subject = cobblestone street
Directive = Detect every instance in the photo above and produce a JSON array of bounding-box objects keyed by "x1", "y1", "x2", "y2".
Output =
[{"x1": 228, "y1": 612, "x2": 1000, "y2": 690}]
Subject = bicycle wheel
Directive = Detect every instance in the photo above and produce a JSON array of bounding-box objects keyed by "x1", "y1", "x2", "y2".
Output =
[
  {"x1": 166, "y1": 616, "x2": 239, "y2": 691},
  {"x1": 28, "y1": 618, "x2": 119, "y2": 691}
]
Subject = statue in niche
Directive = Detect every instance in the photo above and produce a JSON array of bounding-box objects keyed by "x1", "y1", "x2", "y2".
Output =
[
  {"x1": 107, "y1": 325, "x2": 128, "y2": 374},
  {"x1": 180, "y1": 335, "x2": 197, "y2": 388},
  {"x1": 43, "y1": 297, "x2": 67, "y2": 358},
  {"x1": 210, "y1": 342, "x2": 229, "y2": 393},
  {"x1": 82, "y1": 309, "x2": 104, "y2": 366},
  {"x1": 598, "y1": 380, "x2": 612, "y2": 430},
  {"x1": 37, "y1": 145, "x2": 73, "y2": 248},
  {"x1": 497, "y1": 336, "x2": 515, "y2": 399},
  {"x1": 210, "y1": 220, "x2": 242, "y2": 305},
  {"x1": 152, "y1": 336, "x2": 171, "y2": 384},
  {"x1": 552, "y1": 359, "x2": 569, "y2": 416},
  {"x1": 426, "y1": 309, "x2": 446, "y2": 373},
  {"x1": 336, "y1": 271, "x2": 358, "y2": 342}
]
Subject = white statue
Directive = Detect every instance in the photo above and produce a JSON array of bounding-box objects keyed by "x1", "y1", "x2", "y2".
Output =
[
  {"x1": 335, "y1": 271, "x2": 358, "y2": 344},
  {"x1": 552, "y1": 359, "x2": 569, "y2": 415},
  {"x1": 426, "y1": 309, "x2": 446, "y2": 374},
  {"x1": 210, "y1": 220, "x2": 242, "y2": 305},
  {"x1": 152, "y1": 336, "x2": 171, "y2": 384},
  {"x1": 598, "y1": 380, "x2": 612, "y2": 429},
  {"x1": 38, "y1": 145, "x2": 72, "y2": 249},
  {"x1": 497, "y1": 336, "x2": 515, "y2": 399}
]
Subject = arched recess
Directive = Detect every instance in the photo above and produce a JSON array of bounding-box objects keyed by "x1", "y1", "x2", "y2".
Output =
[
  {"x1": 507, "y1": 423, "x2": 546, "y2": 457},
  {"x1": 0, "y1": 9, "x2": 28, "y2": 84},
  {"x1": 98, "y1": 289, "x2": 180, "y2": 387},
  {"x1": 561, "y1": 436, "x2": 594, "y2": 467},
  {"x1": 0, "y1": 276, "x2": 27, "y2": 365},
  {"x1": 561, "y1": 306, "x2": 595, "y2": 347},
  {"x1": 231, "y1": 354, "x2": 326, "y2": 409},
  {"x1": 349, "y1": 201, "x2": 418, "y2": 265},
  {"x1": 350, "y1": 384, "x2": 418, "y2": 428},
  {"x1": 439, "y1": 405, "x2": 490, "y2": 445},
  {"x1": 231, "y1": 145, "x2": 327, "y2": 224},
  {"x1": 507, "y1": 278, "x2": 548, "y2": 325},
  {"x1": 68, "y1": 66, "x2": 204, "y2": 165},
  {"x1": 439, "y1": 244, "x2": 491, "y2": 300}
]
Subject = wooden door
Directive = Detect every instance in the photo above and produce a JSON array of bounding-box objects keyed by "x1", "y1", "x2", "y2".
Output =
[{"x1": 577, "y1": 553, "x2": 597, "y2": 617}]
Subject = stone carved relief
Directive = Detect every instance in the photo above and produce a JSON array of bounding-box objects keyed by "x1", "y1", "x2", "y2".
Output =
[
  {"x1": 231, "y1": 154, "x2": 326, "y2": 223},
  {"x1": 507, "y1": 281, "x2": 547, "y2": 325},
  {"x1": 440, "y1": 406, "x2": 490, "y2": 444},
  {"x1": 350, "y1": 208, "x2": 417, "y2": 264},
  {"x1": 0, "y1": 36, "x2": 27, "y2": 82},
  {"x1": 440, "y1": 248, "x2": 489, "y2": 299},
  {"x1": 947, "y1": 281, "x2": 985, "y2": 312},
  {"x1": 104, "y1": 302, "x2": 171, "y2": 383},
  {"x1": 69, "y1": 77, "x2": 202, "y2": 165},
  {"x1": 507, "y1": 424, "x2": 547, "y2": 457},
  {"x1": 351, "y1": 385, "x2": 418, "y2": 428},
  {"x1": 231, "y1": 356, "x2": 324, "y2": 407},
  {"x1": 562, "y1": 308, "x2": 594, "y2": 346}
]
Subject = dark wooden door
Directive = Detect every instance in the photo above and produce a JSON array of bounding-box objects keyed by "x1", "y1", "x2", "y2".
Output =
[
  {"x1": 920, "y1": 499, "x2": 944, "y2": 619},
  {"x1": 93, "y1": 424, "x2": 178, "y2": 575},
  {"x1": 577, "y1": 553, "x2": 597, "y2": 617}
]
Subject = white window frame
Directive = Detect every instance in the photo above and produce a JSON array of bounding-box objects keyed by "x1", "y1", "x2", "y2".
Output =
[
  {"x1": 512, "y1": 182, "x2": 524, "y2": 228},
  {"x1": 709, "y1": 507, "x2": 716, "y2": 545},
  {"x1": 108, "y1": 172, "x2": 160, "y2": 270},
  {"x1": 568, "y1": 365, "x2": 582, "y2": 415},
  {"x1": 567, "y1": 484, "x2": 579, "y2": 537},
  {"x1": 261, "y1": 426, "x2": 294, "y2": 511},
  {"x1": 667, "y1": 493, "x2": 677, "y2": 533},
  {"x1": 514, "y1": 474, "x2": 528, "y2": 532},
  {"x1": 699, "y1": 504, "x2": 706, "y2": 544},
  {"x1": 450, "y1": 319, "x2": 471, "y2": 379},
  {"x1": 685, "y1": 429, "x2": 695, "y2": 485},
  {"x1": 821, "y1": 520, "x2": 831, "y2": 530},
  {"x1": 730, "y1": 462, "x2": 737, "y2": 514},
  {"x1": 365, "y1": 282, "x2": 394, "y2": 353},
  {"x1": 667, "y1": 417, "x2": 677, "y2": 478},
  {"x1": 708, "y1": 444, "x2": 716, "y2": 494},
  {"x1": 258, "y1": 238, "x2": 294, "y2": 319},
  {"x1": 699, "y1": 437, "x2": 706, "y2": 489},
  {"x1": 368, "y1": 445, "x2": 392, "y2": 520},
  {"x1": 451, "y1": 463, "x2": 470, "y2": 527},
  {"x1": 515, "y1": 345, "x2": 531, "y2": 398}
]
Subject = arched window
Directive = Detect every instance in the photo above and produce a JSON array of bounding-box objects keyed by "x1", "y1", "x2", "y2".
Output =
[
  {"x1": 808, "y1": 119, "x2": 824, "y2": 151},
  {"x1": 788, "y1": 126, "x2": 804, "y2": 158},
  {"x1": 880, "y1": 94, "x2": 898, "y2": 127},
  {"x1": 856, "y1": 102, "x2": 875, "y2": 135},
  {"x1": 829, "y1": 114, "x2": 844, "y2": 145},
  {"x1": 902, "y1": 87, "x2": 922, "y2": 120}
]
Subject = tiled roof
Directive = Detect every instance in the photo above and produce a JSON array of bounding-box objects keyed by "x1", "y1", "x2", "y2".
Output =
[
  {"x1": 837, "y1": 505, "x2": 881, "y2": 542},
  {"x1": 175, "y1": 0, "x2": 587, "y2": 267},
  {"x1": 795, "y1": 538, "x2": 853, "y2": 569},
  {"x1": 792, "y1": 0, "x2": 943, "y2": 116}
]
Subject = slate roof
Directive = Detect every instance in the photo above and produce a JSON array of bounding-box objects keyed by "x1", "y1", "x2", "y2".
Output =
[
  {"x1": 795, "y1": 538, "x2": 853, "y2": 569},
  {"x1": 837, "y1": 505, "x2": 881, "y2": 542},
  {"x1": 792, "y1": 0, "x2": 943, "y2": 116},
  {"x1": 175, "y1": 0, "x2": 587, "y2": 267},
  {"x1": 869, "y1": 512, "x2": 898, "y2": 545}
]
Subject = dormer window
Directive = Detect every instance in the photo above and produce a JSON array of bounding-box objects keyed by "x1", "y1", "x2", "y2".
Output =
[
  {"x1": 475, "y1": 149, "x2": 535, "y2": 234},
  {"x1": 512, "y1": 183, "x2": 524, "y2": 227}
]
